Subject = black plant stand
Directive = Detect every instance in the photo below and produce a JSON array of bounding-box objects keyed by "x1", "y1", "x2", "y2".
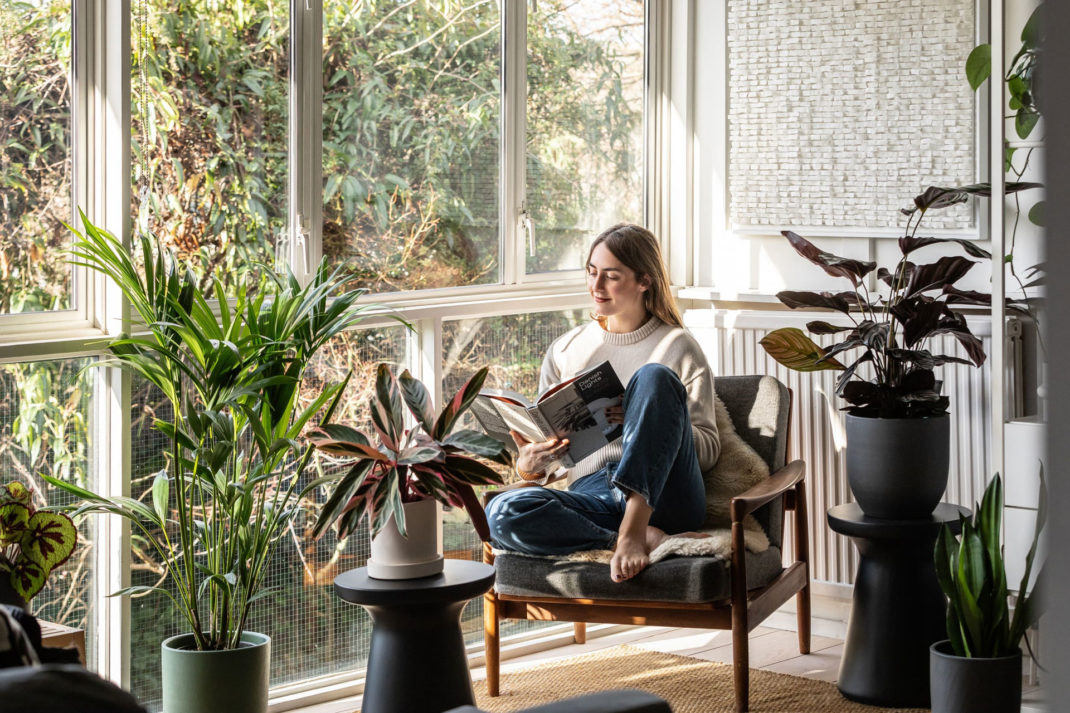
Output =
[
  {"x1": 335, "y1": 560, "x2": 496, "y2": 713},
  {"x1": 827, "y1": 502, "x2": 969, "y2": 708}
]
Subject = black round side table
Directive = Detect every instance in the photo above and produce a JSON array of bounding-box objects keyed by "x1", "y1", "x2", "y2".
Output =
[
  {"x1": 827, "y1": 502, "x2": 969, "y2": 708},
  {"x1": 335, "y1": 559, "x2": 495, "y2": 713}
]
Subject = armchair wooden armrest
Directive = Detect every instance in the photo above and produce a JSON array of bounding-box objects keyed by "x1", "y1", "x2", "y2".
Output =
[
  {"x1": 481, "y1": 471, "x2": 568, "y2": 507},
  {"x1": 729, "y1": 460, "x2": 805, "y2": 523}
]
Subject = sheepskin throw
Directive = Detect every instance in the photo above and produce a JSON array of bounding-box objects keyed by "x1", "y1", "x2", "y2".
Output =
[
  {"x1": 494, "y1": 392, "x2": 772, "y2": 563},
  {"x1": 700, "y1": 392, "x2": 771, "y2": 546}
]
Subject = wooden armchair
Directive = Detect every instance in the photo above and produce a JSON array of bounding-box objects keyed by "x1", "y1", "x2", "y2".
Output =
[{"x1": 481, "y1": 375, "x2": 810, "y2": 713}]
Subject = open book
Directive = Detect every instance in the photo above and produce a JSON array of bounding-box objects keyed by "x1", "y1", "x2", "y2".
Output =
[{"x1": 469, "y1": 360, "x2": 625, "y2": 469}]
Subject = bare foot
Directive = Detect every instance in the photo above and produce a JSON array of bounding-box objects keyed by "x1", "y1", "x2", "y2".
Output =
[
  {"x1": 610, "y1": 527, "x2": 713, "y2": 582},
  {"x1": 610, "y1": 533, "x2": 649, "y2": 582},
  {"x1": 609, "y1": 526, "x2": 678, "y2": 582}
]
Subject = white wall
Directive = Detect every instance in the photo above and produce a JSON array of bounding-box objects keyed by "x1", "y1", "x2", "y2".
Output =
[
  {"x1": 684, "y1": 0, "x2": 1044, "y2": 300},
  {"x1": 675, "y1": 0, "x2": 1045, "y2": 589}
]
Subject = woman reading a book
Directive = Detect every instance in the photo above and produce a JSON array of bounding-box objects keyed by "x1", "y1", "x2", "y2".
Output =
[{"x1": 486, "y1": 223, "x2": 720, "y2": 583}]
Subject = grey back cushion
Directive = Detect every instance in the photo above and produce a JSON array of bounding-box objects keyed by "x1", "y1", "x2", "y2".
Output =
[{"x1": 714, "y1": 375, "x2": 791, "y2": 549}]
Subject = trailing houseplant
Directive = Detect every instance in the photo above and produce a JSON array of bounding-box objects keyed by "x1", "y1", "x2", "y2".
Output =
[
  {"x1": 0, "y1": 481, "x2": 78, "y2": 608},
  {"x1": 307, "y1": 363, "x2": 509, "y2": 578},
  {"x1": 930, "y1": 472, "x2": 1045, "y2": 713},
  {"x1": 967, "y1": 2, "x2": 1047, "y2": 358},
  {"x1": 44, "y1": 212, "x2": 393, "y2": 712},
  {"x1": 760, "y1": 183, "x2": 1039, "y2": 518}
]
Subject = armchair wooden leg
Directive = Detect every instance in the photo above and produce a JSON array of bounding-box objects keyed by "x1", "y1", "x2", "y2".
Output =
[
  {"x1": 573, "y1": 622, "x2": 586, "y2": 644},
  {"x1": 484, "y1": 591, "x2": 500, "y2": 697},
  {"x1": 797, "y1": 582, "x2": 811, "y2": 655},
  {"x1": 730, "y1": 520, "x2": 750, "y2": 713},
  {"x1": 731, "y1": 613, "x2": 749, "y2": 713},
  {"x1": 795, "y1": 480, "x2": 811, "y2": 654}
]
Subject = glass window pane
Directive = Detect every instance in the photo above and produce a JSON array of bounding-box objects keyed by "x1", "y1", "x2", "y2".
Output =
[
  {"x1": 0, "y1": 1, "x2": 74, "y2": 315},
  {"x1": 322, "y1": 1, "x2": 501, "y2": 293},
  {"x1": 131, "y1": 0, "x2": 288, "y2": 294},
  {"x1": 0, "y1": 358, "x2": 96, "y2": 659},
  {"x1": 442, "y1": 309, "x2": 588, "y2": 644},
  {"x1": 526, "y1": 0, "x2": 645, "y2": 275},
  {"x1": 128, "y1": 327, "x2": 408, "y2": 709}
]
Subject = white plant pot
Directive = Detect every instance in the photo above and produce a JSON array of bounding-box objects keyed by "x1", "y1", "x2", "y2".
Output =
[{"x1": 367, "y1": 497, "x2": 444, "y2": 580}]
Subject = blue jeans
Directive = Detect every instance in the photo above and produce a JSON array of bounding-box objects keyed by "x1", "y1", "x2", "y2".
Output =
[{"x1": 486, "y1": 363, "x2": 706, "y2": 555}]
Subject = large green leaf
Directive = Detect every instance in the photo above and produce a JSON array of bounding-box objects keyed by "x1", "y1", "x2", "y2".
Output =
[
  {"x1": 1, "y1": 483, "x2": 31, "y2": 506},
  {"x1": 9, "y1": 558, "x2": 46, "y2": 602},
  {"x1": 965, "y1": 43, "x2": 991, "y2": 90},
  {"x1": 759, "y1": 328, "x2": 846, "y2": 372},
  {"x1": 151, "y1": 470, "x2": 170, "y2": 525},
  {"x1": 0, "y1": 502, "x2": 30, "y2": 545},
  {"x1": 20, "y1": 511, "x2": 77, "y2": 572},
  {"x1": 1015, "y1": 110, "x2": 1039, "y2": 140}
]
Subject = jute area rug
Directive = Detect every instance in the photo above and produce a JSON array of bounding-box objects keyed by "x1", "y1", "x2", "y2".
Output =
[{"x1": 468, "y1": 645, "x2": 928, "y2": 713}]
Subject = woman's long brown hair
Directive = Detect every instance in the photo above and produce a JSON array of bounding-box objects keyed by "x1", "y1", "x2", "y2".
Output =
[{"x1": 586, "y1": 223, "x2": 683, "y2": 328}]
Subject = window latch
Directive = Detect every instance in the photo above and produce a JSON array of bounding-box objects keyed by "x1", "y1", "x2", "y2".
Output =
[
  {"x1": 519, "y1": 206, "x2": 535, "y2": 256},
  {"x1": 294, "y1": 214, "x2": 312, "y2": 274}
]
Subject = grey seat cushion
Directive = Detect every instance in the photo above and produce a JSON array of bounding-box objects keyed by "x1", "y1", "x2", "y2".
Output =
[{"x1": 494, "y1": 546, "x2": 784, "y2": 603}]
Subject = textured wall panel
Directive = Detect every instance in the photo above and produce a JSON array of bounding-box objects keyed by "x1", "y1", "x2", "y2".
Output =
[{"x1": 727, "y1": 0, "x2": 977, "y2": 231}]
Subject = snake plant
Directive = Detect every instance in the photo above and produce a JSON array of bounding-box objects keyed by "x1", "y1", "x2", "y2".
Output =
[{"x1": 934, "y1": 472, "x2": 1046, "y2": 658}]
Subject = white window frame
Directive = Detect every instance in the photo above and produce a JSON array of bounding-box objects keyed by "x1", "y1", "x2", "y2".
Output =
[{"x1": 0, "y1": 0, "x2": 669, "y2": 701}]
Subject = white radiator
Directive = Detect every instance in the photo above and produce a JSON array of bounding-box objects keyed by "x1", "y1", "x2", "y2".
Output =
[{"x1": 686, "y1": 309, "x2": 992, "y2": 585}]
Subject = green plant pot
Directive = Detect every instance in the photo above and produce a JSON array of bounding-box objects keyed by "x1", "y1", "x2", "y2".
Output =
[
  {"x1": 161, "y1": 631, "x2": 270, "y2": 713},
  {"x1": 929, "y1": 639, "x2": 1022, "y2": 713}
]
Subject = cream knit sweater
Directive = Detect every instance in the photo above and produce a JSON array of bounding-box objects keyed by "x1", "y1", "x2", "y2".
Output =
[{"x1": 538, "y1": 316, "x2": 720, "y2": 485}]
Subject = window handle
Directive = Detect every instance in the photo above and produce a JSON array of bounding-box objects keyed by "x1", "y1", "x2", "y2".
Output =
[
  {"x1": 519, "y1": 207, "x2": 535, "y2": 256},
  {"x1": 294, "y1": 214, "x2": 312, "y2": 274}
]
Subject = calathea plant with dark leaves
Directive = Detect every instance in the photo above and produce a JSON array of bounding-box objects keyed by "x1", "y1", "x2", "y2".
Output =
[{"x1": 761, "y1": 182, "x2": 1040, "y2": 418}]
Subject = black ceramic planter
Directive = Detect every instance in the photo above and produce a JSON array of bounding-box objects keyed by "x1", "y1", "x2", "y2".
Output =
[
  {"x1": 846, "y1": 413, "x2": 949, "y2": 519},
  {"x1": 930, "y1": 640, "x2": 1022, "y2": 713}
]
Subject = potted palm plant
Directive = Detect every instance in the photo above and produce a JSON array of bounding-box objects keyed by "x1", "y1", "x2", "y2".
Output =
[
  {"x1": 0, "y1": 481, "x2": 78, "y2": 609},
  {"x1": 760, "y1": 183, "x2": 1039, "y2": 518},
  {"x1": 930, "y1": 472, "x2": 1045, "y2": 713},
  {"x1": 307, "y1": 363, "x2": 509, "y2": 579},
  {"x1": 45, "y1": 212, "x2": 388, "y2": 713}
]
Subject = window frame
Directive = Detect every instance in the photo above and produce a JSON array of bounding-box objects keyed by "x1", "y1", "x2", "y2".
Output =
[{"x1": 0, "y1": 0, "x2": 668, "y2": 703}]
